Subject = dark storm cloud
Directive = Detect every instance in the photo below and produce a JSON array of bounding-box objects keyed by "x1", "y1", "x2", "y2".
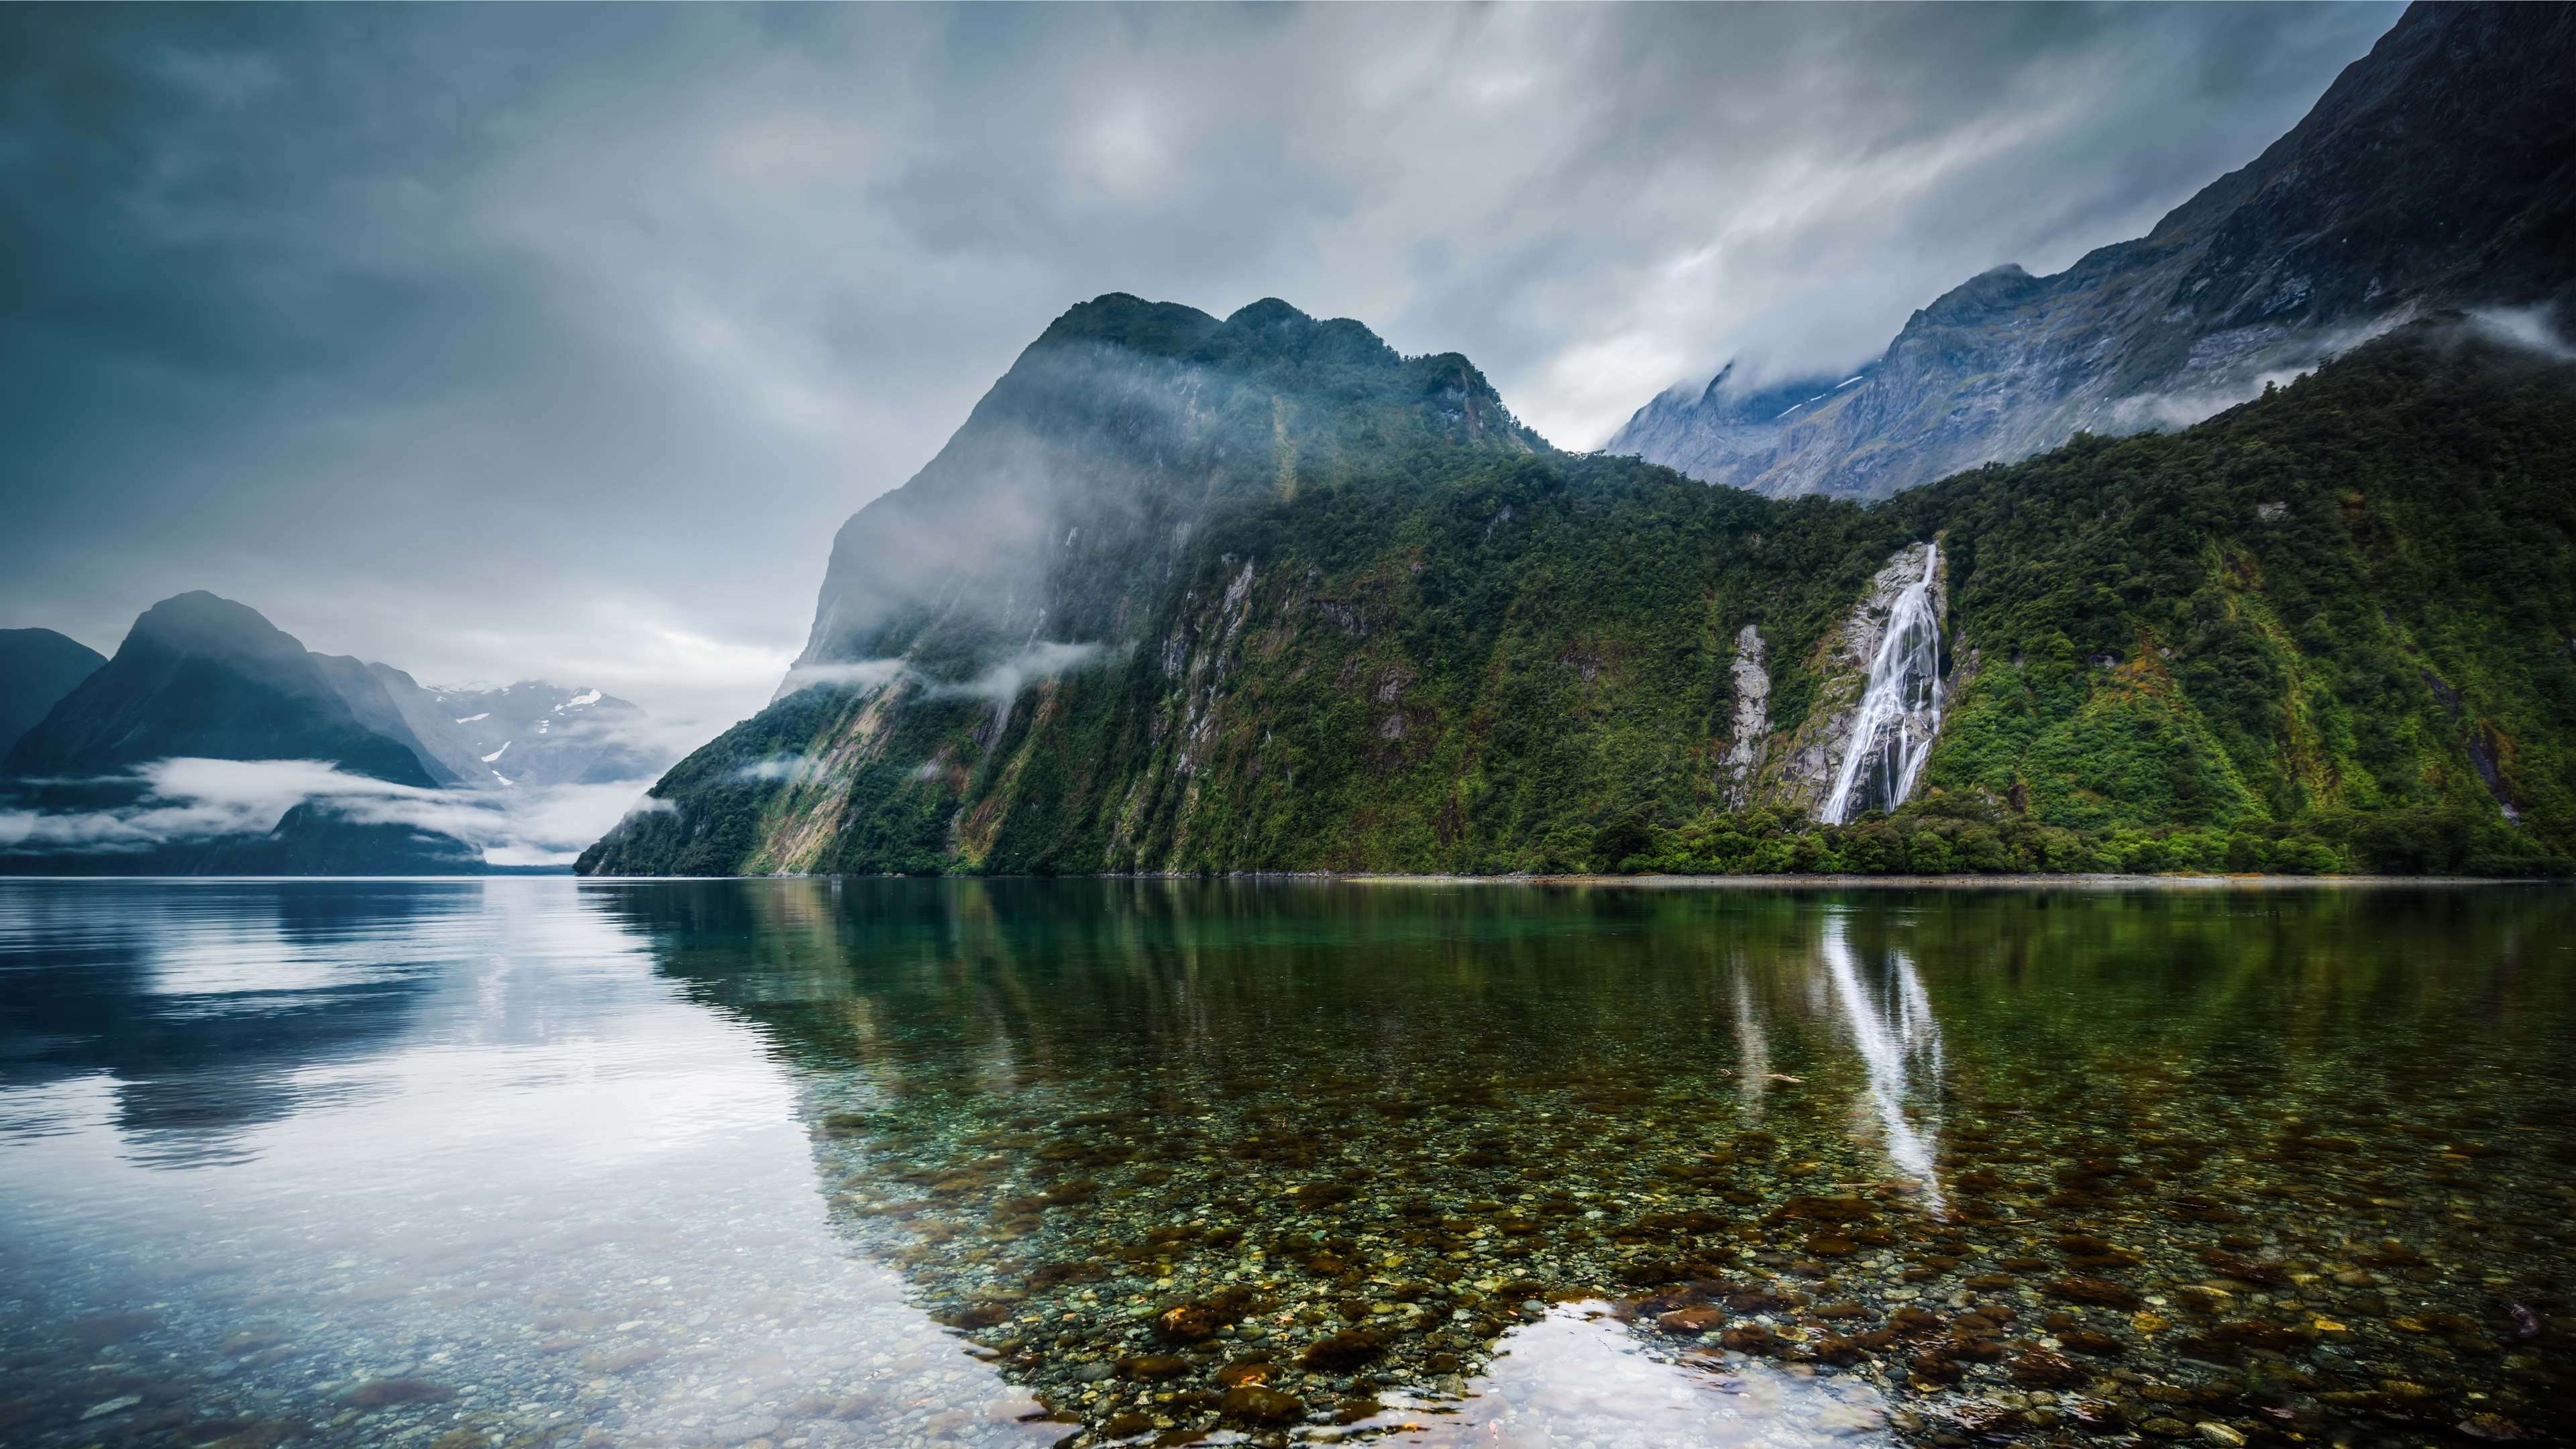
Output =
[{"x1": 0, "y1": 2, "x2": 2402, "y2": 739}]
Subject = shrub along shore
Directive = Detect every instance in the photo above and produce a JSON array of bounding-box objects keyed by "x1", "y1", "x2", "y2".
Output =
[{"x1": 1593, "y1": 799, "x2": 2566, "y2": 879}]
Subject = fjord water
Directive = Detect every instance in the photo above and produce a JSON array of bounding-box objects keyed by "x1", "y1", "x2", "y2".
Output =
[{"x1": 3, "y1": 881, "x2": 2570, "y2": 1449}]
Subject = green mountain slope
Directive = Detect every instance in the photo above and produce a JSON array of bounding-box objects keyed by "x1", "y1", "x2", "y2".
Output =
[
  {"x1": 1609, "y1": 1, "x2": 2576, "y2": 500},
  {"x1": 1887, "y1": 331, "x2": 2576, "y2": 841},
  {"x1": 582, "y1": 309, "x2": 2575, "y2": 879}
]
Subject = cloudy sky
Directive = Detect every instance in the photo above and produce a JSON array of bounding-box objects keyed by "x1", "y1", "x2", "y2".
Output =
[{"x1": 1, "y1": 1, "x2": 2402, "y2": 744}]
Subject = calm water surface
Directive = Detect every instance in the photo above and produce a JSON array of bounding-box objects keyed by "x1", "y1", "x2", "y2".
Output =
[{"x1": 1, "y1": 879, "x2": 2569, "y2": 1449}]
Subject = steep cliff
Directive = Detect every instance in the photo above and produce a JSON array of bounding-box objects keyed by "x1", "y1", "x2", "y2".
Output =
[
  {"x1": 582, "y1": 294, "x2": 1619, "y2": 875},
  {"x1": 586, "y1": 300, "x2": 2575, "y2": 877},
  {"x1": 1609, "y1": 0, "x2": 2576, "y2": 500}
]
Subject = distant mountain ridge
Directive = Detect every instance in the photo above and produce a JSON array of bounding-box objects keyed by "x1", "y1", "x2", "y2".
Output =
[
  {"x1": 423, "y1": 681, "x2": 657, "y2": 789},
  {"x1": 0, "y1": 592, "x2": 663, "y2": 874},
  {"x1": 1609, "y1": 0, "x2": 2576, "y2": 499},
  {"x1": 7, "y1": 592, "x2": 441, "y2": 802},
  {"x1": 0, "y1": 627, "x2": 106, "y2": 761},
  {"x1": 1, "y1": 592, "x2": 468, "y2": 873}
]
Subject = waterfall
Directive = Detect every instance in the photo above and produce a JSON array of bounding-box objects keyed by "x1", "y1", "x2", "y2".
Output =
[
  {"x1": 1819, "y1": 918, "x2": 1945, "y2": 1212},
  {"x1": 1819, "y1": 543, "x2": 1943, "y2": 825}
]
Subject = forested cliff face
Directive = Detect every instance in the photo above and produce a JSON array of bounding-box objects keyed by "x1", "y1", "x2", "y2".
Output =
[
  {"x1": 582, "y1": 309, "x2": 2575, "y2": 879},
  {"x1": 1607, "y1": 0, "x2": 2576, "y2": 500}
]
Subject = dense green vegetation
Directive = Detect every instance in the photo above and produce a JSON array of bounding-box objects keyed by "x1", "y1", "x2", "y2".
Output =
[
  {"x1": 1625, "y1": 800, "x2": 2559, "y2": 879},
  {"x1": 583, "y1": 311, "x2": 2576, "y2": 879},
  {"x1": 1885, "y1": 325, "x2": 2576, "y2": 861}
]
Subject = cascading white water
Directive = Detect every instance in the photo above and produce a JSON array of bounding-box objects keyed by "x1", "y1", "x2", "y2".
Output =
[
  {"x1": 1819, "y1": 918, "x2": 1944, "y2": 1211},
  {"x1": 1819, "y1": 543, "x2": 1943, "y2": 825}
]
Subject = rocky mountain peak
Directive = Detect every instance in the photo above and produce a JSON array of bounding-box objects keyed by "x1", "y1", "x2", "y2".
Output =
[
  {"x1": 1609, "y1": 0, "x2": 2576, "y2": 500},
  {"x1": 792, "y1": 293, "x2": 1539, "y2": 675}
]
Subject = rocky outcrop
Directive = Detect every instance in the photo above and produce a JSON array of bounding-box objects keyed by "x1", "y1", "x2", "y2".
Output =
[
  {"x1": 1609, "y1": 1, "x2": 2576, "y2": 500},
  {"x1": 1719, "y1": 625, "x2": 1769, "y2": 809}
]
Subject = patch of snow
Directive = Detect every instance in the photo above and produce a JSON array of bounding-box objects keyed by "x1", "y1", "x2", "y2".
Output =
[
  {"x1": 455, "y1": 713, "x2": 490, "y2": 723},
  {"x1": 481, "y1": 742, "x2": 511, "y2": 763},
  {"x1": 1837, "y1": 376, "x2": 1865, "y2": 388},
  {"x1": 557, "y1": 690, "x2": 602, "y2": 710}
]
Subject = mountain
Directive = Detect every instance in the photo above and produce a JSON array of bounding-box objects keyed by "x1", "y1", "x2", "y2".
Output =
[
  {"x1": 1607, "y1": 0, "x2": 2576, "y2": 500},
  {"x1": 788, "y1": 294, "x2": 1542, "y2": 678},
  {"x1": 0, "y1": 592, "x2": 478, "y2": 874},
  {"x1": 421, "y1": 680, "x2": 659, "y2": 788},
  {"x1": 581, "y1": 294, "x2": 1549, "y2": 875},
  {"x1": 582, "y1": 296, "x2": 2574, "y2": 879},
  {"x1": 5, "y1": 592, "x2": 440, "y2": 798},
  {"x1": 307, "y1": 664, "x2": 662, "y2": 790},
  {"x1": 0, "y1": 627, "x2": 105, "y2": 761},
  {"x1": 352, "y1": 660, "x2": 492, "y2": 786},
  {"x1": 309, "y1": 651, "x2": 466, "y2": 786}
]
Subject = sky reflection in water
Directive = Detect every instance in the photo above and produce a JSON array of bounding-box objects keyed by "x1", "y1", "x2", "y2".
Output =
[
  {"x1": 3, "y1": 878, "x2": 2571, "y2": 1449},
  {"x1": 0, "y1": 879, "x2": 1054, "y2": 1449}
]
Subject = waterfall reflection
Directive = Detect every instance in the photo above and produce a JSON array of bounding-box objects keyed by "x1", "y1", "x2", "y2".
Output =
[
  {"x1": 1729, "y1": 965, "x2": 1770, "y2": 1120},
  {"x1": 1817, "y1": 917, "x2": 1945, "y2": 1212}
]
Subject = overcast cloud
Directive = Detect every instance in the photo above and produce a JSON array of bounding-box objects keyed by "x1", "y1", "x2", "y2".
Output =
[{"x1": 0, "y1": 2, "x2": 2402, "y2": 745}]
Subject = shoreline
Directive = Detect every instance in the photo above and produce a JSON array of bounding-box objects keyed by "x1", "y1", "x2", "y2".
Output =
[
  {"x1": 591, "y1": 870, "x2": 2568, "y2": 888},
  {"x1": 3, "y1": 871, "x2": 2565, "y2": 888}
]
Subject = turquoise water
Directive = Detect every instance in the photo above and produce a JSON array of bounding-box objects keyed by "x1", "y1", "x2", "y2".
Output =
[{"x1": 3, "y1": 879, "x2": 2570, "y2": 1449}]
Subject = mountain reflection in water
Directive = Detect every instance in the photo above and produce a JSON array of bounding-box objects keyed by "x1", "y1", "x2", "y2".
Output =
[
  {"x1": 5, "y1": 877, "x2": 2573, "y2": 1449},
  {"x1": 610, "y1": 877, "x2": 2576, "y2": 1449},
  {"x1": 0, "y1": 879, "x2": 1054, "y2": 1449},
  {"x1": 0, "y1": 880, "x2": 458, "y2": 1159}
]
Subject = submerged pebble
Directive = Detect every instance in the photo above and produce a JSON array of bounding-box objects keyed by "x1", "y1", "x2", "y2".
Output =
[{"x1": 8, "y1": 879, "x2": 2573, "y2": 1449}]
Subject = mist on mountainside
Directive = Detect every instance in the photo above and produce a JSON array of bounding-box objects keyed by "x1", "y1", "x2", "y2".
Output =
[
  {"x1": 1610, "y1": 1, "x2": 2576, "y2": 499},
  {"x1": 0, "y1": 592, "x2": 682, "y2": 871}
]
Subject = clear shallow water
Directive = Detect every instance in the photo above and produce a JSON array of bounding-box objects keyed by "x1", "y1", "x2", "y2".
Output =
[{"x1": 3, "y1": 880, "x2": 2571, "y2": 1449}]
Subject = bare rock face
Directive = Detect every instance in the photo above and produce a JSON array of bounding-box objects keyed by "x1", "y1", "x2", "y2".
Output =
[
  {"x1": 1757, "y1": 544, "x2": 1948, "y2": 816},
  {"x1": 1609, "y1": 1, "x2": 2576, "y2": 500},
  {"x1": 1719, "y1": 625, "x2": 1770, "y2": 809}
]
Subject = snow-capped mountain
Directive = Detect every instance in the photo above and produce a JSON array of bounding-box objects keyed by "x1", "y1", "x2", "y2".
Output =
[{"x1": 419, "y1": 680, "x2": 662, "y2": 790}]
